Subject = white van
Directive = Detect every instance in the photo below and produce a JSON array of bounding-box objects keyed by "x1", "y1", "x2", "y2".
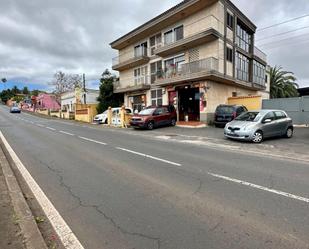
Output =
[{"x1": 93, "y1": 107, "x2": 132, "y2": 124}]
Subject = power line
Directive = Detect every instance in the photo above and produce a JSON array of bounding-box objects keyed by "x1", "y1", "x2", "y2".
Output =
[
  {"x1": 256, "y1": 25, "x2": 309, "y2": 42},
  {"x1": 257, "y1": 14, "x2": 309, "y2": 32},
  {"x1": 259, "y1": 32, "x2": 309, "y2": 47}
]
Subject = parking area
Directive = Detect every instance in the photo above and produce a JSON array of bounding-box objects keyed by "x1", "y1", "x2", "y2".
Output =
[{"x1": 130, "y1": 125, "x2": 309, "y2": 161}]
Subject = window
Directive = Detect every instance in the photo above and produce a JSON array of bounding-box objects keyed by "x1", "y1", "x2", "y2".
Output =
[
  {"x1": 263, "y1": 112, "x2": 276, "y2": 121},
  {"x1": 253, "y1": 60, "x2": 266, "y2": 86},
  {"x1": 274, "y1": 111, "x2": 287, "y2": 120},
  {"x1": 134, "y1": 66, "x2": 148, "y2": 85},
  {"x1": 236, "y1": 24, "x2": 251, "y2": 52},
  {"x1": 151, "y1": 61, "x2": 162, "y2": 83},
  {"x1": 164, "y1": 55, "x2": 185, "y2": 77},
  {"x1": 227, "y1": 12, "x2": 234, "y2": 29},
  {"x1": 150, "y1": 33, "x2": 162, "y2": 55},
  {"x1": 236, "y1": 52, "x2": 249, "y2": 82},
  {"x1": 134, "y1": 42, "x2": 148, "y2": 57},
  {"x1": 226, "y1": 47, "x2": 233, "y2": 62},
  {"x1": 164, "y1": 25, "x2": 184, "y2": 45},
  {"x1": 151, "y1": 89, "x2": 163, "y2": 106}
]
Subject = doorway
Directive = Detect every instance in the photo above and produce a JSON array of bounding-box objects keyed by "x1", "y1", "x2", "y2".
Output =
[{"x1": 178, "y1": 87, "x2": 200, "y2": 121}]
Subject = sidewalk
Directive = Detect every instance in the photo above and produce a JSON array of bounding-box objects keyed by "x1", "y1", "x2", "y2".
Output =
[{"x1": 0, "y1": 158, "x2": 24, "y2": 249}]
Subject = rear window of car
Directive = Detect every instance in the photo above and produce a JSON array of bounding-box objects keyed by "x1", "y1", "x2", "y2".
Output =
[
  {"x1": 274, "y1": 111, "x2": 287, "y2": 119},
  {"x1": 216, "y1": 106, "x2": 234, "y2": 114}
]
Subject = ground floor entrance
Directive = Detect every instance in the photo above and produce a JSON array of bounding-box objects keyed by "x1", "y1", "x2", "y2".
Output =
[{"x1": 176, "y1": 86, "x2": 200, "y2": 122}]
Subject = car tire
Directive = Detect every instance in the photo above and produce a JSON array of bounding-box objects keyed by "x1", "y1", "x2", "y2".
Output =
[
  {"x1": 171, "y1": 119, "x2": 176, "y2": 126},
  {"x1": 285, "y1": 127, "x2": 293, "y2": 138},
  {"x1": 252, "y1": 131, "x2": 263, "y2": 143},
  {"x1": 147, "y1": 121, "x2": 154, "y2": 130}
]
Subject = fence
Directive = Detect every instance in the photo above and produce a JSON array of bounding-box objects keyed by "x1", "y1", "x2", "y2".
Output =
[
  {"x1": 75, "y1": 104, "x2": 98, "y2": 123},
  {"x1": 262, "y1": 96, "x2": 309, "y2": 125}
]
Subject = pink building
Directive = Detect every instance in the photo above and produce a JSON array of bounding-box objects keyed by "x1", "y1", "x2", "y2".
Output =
[{"x1": 36, "y1": 93, "x2": 60, "y2": 110}]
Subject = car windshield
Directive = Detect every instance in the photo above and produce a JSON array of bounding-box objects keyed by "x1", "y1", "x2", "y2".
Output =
[
  {"x1": 102, "y1": 110, "x2": 108, "y2": 114},
  {"x1": 138, "y1": 108, "x2": 155, "y2": 115},
  {"x1": 235, "y1": 112, "x2": 262, "y2": 122},
  {"x1": 216, "y1": 106, "x2": 234, "y2": 114}
]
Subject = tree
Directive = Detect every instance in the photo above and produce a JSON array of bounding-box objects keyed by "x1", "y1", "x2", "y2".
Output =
[
  {"x1": 22, "y1": 86, "x2": 30, "y2": 95},
  {"x1": 0, "y1": 89, "x2": 13, "y2": 103},
  {"x1": 269, "y1": 66, "x2": 299, "y2": 99},
  {"x1": 1, "y1": 78, "x2": 7, "y2": 90},
  {"x1": 97, "y1": 69, "x2": 123, "y2": 113},
  {"x1": 49, "y1": 71, "x2": 82, "y2": 95},
  {"x1": 31, "y1": 89, "x2": 40, "y2": 96},
  {"x1": 11, "y1": 85, "x2": 21, "y2": 95}
]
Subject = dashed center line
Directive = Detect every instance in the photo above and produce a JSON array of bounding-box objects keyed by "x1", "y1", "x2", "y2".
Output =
[
  {"x1": 116, "y1": 147, "x2": 182, "y2": 167},
  {"x1": 208, "y1": 172, "x2": 309, "y2": 204},
  {"x1": 59, "y1": 131, "x2": 75, "y2": 136},
  {"x1": 36, "y1": 124, "x2": 44, "y2": 127},
  {"x1": 78, "y1": 136, "x2": 107, "y2": 145},
  {"x1": 46, "y1": 127, "x2": 56, "y2": 131}
]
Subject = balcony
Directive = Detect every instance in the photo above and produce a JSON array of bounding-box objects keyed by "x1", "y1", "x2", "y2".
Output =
[
  {"x1": 112, "y1": 47, "x2": 150, "y2": 71},
  {"x1": 254, "y1": 46, "x2": 267, "y2": 63},
  {"x1": 113, "y1": 76, "x2": 151, "y2": 94},
  {"x1": 154, "y1": 57, "x2": 219, "y2": 86},
  {"x1": 154, "y1": 15, "x2": 222, "y2": 57}
]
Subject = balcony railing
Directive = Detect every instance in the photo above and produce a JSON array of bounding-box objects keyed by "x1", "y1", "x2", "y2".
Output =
[
  {"x1": 254, "y1": 46, "x2": 267, "y2": 62},
  {"x1": 154, "y1": 15, "x2": 222, "y2": 57},
  {"x1": 113, "y1": 76, "x2": 151, "y2": 93},
  {"x1": 112, "y1": 47, "x2": 150, "y2": 71},
  {"x1": 154, "y1": 57, "x2": 219, "y2": 85}
]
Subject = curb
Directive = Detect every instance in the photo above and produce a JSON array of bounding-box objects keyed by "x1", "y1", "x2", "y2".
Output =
[{"x1": 0, "y1": 144, "x2": 47, "y2": 249}]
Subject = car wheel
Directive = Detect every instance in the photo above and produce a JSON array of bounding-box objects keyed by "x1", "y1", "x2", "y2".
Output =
[
  {"x1": 252, "y1": 131, "x2": 263, "y2": 143},
  {"x1": 147, "y1": 121, "x2": 154, "y2": 130},
  {"x1": 285, "y1": 127, "x2": 293, "y2": 138},
  {"x1": 171, "y1": 119, "x2": 176, "y2": 126}
]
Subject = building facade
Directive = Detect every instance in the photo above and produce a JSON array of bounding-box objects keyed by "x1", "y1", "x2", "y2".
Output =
[
  {"x1": 36, "y1": 93, "x2": 61, "y2": 111},
  {"x1": 110, "y1": 0, "x2": 269, "y2": 122},
  {"x1": 61, "y1": 88, "x2": 100, "y2": 112}
]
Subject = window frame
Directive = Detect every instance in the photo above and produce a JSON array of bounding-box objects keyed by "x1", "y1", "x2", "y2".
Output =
[
  {"x1": 227, "y1": 12, "x2": 234, "y2": 30},
  {"x1": 151, "y1": 89, "x2": 163, "y2": 107},
  {"x1": 164, "y1": 25, "x2": 184, "y2": 45}
]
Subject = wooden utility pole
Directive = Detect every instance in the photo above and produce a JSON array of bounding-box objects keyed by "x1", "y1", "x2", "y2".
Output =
[{"x1": 83, "y1": 73, "x2": 86, "y2": 104}]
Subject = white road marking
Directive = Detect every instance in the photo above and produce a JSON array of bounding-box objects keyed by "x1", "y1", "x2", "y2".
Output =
[
  {"x1": 208, "y1": 172, "x2": 309, "y2": 204},
  {"x1": 59, "y1": 131, "x2": 75, "y2": 136},
  {"x1": 0, "y1": 131, "x2": 84, "y2": 249},
  {"x1": 78, "y1": 136, "x2": 107, "y2": 145},
  {"x1": 116, "y1": 147, "x2": 182, "y2": 167},
  {"x1": 46, "y1": 127, "x2": 56, "y2": 131},
  {"x1": 36, "y1": 124, "x2": 44, "y2": 127}
]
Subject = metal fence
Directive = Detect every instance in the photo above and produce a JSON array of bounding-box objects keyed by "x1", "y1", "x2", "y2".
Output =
[{"x1": 262, "y1": 96, "x2": 309, "y2": 125}]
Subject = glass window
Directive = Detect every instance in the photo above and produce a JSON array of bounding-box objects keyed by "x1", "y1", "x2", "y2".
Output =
[
  {"x1": 263, "y1": 112, "x2": 276, "y2": 121},
  {"x1": 226, "y1": 47, "x2": 233, "y2": 62},
  {"x1": 236, "y1": 52, "x2": 249, "y2": 82},
  {"x1": 227, "y1": 12, "x2": 234, "y2": 29},
  {"x1": 164, "y1": 25, "x2": 184, "y2": 45},
  {"x1": 236, "y1": 24, "x2": 251, "y2": 53},
  {"x1": 275, "y1": 111, "x2": 287, "y2": 119},
  {"x1": 151, "y1": 89, "x2": 163, "y2": 107},
  {"x1": 253, "y1": 60, "x2": 266, "y2": 86}
]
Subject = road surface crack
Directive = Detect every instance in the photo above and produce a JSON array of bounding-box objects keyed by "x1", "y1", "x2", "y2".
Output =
[{"x1": 37, "y1": 158, "x2": 161, "y2": 249}]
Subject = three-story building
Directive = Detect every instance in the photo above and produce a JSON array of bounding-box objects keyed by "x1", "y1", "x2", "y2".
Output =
[{"x1": 110, "y1": 0, "x2": 269, "y2": 123}]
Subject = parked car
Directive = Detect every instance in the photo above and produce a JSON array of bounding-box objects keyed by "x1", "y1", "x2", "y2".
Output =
[
  {"x1": 130, "y1": 105, "x2": 177, "y2": 130},
  {"x1": 214, "y1": 105, "x2": 247, "y2": 127},
  {"x1": 224, "y1": 110, "x2": 293, "y2": 143},
  {"x1": 10, "y1": 104, "x2": 21, "y2": 113},
  {"x1": 93, "y1": 107, "x2": 132, "y2": 124}
]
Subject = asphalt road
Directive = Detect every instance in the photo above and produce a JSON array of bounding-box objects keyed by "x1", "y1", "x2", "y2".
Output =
[{"x1": 1, "y1": 105, "x2": 309, "y2": 249}]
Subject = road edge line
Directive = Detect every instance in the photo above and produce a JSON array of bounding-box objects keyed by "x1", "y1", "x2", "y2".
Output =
[{"x1": 0, "y1": 131, "x2": 84, "y2": 249}]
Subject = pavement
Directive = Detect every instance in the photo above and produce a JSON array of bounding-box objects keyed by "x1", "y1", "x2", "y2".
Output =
[
  {"x1": 1, "y1": 104, "x2": 309, "y2": 249},
  {"x1": 0, "y1": 153, "x2": 24, "y2": 249}
]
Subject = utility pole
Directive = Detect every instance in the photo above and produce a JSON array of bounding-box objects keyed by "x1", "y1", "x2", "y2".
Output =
[{"x1": 83, "y1": 73, "x2": 86, "y2": 104}]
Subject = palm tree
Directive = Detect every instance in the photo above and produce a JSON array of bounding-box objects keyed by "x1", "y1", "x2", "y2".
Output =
[{"x1": 269, "y1": 66, "x2": 299, "y2": 99}]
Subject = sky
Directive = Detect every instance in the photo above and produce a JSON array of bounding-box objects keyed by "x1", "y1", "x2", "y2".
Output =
[{"x1": 0, "y1": 0, "x2": 309, "y2": 92}]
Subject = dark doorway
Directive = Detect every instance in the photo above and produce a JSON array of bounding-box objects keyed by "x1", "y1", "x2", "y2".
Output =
[{"x1": 178, "y1": 87, "x2": 200, "y2": 121}]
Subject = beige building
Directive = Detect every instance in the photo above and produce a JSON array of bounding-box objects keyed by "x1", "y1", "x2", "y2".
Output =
[{"x1": 110, "y1": 0, "x2": 269, "y2": 123}]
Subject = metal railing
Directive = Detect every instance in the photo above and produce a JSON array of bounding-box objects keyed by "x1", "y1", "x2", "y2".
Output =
[
  {"x1": 113, "y1": 75, "x2": 151, "y2": 90},
  {"x1": 112, "y1": 47, "x2": 149, "y2": 66},
  {"x1": 254, "y1": 46, "x2": 267, "y2": 62},
  {"x1": 155, "y1": 57, "x2": 219, "y2": 80}
]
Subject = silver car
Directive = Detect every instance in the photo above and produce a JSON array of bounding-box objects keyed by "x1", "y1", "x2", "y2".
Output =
[{"x1": 224, "y1": 110, "x2": 293, "y2": 143}]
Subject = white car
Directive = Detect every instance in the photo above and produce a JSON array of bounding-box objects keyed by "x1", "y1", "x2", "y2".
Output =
[{"x1": 93, "y1": 107, "x2": 133, "y2": 124}]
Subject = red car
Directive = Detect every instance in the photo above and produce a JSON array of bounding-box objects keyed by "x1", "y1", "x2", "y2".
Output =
[{"x1": 130, "y1": 106, "x2": 177, "y2": 130}]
